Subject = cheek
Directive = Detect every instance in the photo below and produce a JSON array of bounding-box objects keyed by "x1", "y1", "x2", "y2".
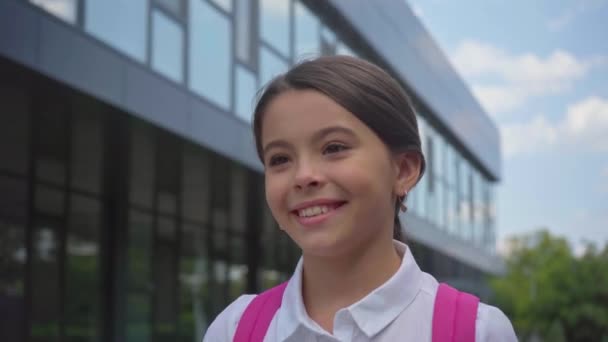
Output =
[{"x1": 264, "y1": 174, "x2": 288, "y2": 212}]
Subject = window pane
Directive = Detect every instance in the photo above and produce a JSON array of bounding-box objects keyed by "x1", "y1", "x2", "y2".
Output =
[
  {"x1": 31, "y1": 0, "x2": 77, "y2": 24},
  {"x1": 178, "y1": 223, "x2": 208, "y2": 341},
  {"x1": 35, "y1": 185, "x2": 64, "y2": 217},
  {"x1": 260, "y1": 47, "x2": 288, "y2": 87},
  {"x1": 155, "y1": 0, "x2": 184, "y2": 17},
  {"x1": 189, "y1": 0, "x2": 232, "y2": 110},
  {"x1": 210, "y1": 0, "x2": 232, "y2": 13},
  {"x1": 153, "y1": 217, "x2": 177, "y2": 340},
  {"x1": 85, "y1": 0, "x2": 148, "y2": 62},
  {"x1": 30, "y1": 218, "x2": 62, "y2": 341},
  {"x1": 230, "y1": 166, "x2": 247, "y2": 233},
  {"x1": 129, "y1": 122, "x2": 156, "y2": 208},
  {"x1": 65, "y1": 196, "x2": 101, "y2": 342},
  {"x1": 0, "y1": 176, "x2": 27, "y2": 342},
  {"x1": 336, "y1": 41, "x2": 356, "y2": 57},
  {"x1": 294, "y1": 1, "x2": 319, "y2": 59},
  {"x1": 152, "y1": 10, "x2": 184, "y2": 83},
  {"x1": 234, "y1": 65, "x2": 257, "y2": 122},
  {"x1": 235, "y1": 0, "x2": 252, "y2": 63},
  {"x1": 0, "y1": 86, "x2": 29, "y2": 175},
  {"x1": 35, "y1": 95, "x2": 68, "y2": 185},
  {"x1": 71, "y1": 98, "x2": 104, "y2": 194},
  {"x1": 260, "y1": 0, "x2": 290, "y2": 57},
  {"x1": 126, "y1": 210, "x2": 154, "y2": 341},
  {"x1": 182, "y1": 145, "x2": 210, "y2": 223}
]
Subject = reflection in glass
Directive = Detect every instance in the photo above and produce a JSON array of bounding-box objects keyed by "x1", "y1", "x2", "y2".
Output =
[
  {"x1": 65, "y1": 196, "x2": 101, "y2": 342},
  {"x1": 153, "y1": 217, "x2": 177, "y2": 340},
  {"x1": 0, "y1": 176, "x2": 27, "y2": 342},
  {"x1": 210, "y1": 0, "x2": 233, "y2": 13},
  {"x1": 235, "y1": 65, "x2": 257, "y2": 122},
  {"x1": 189, "y1": 0, "x2": 232, "y2": 110},
  {"x1": 178, "y1": 223, "x2": 208, "y2": 342},
  {"x1": 0, "y1": 86, "x2": 29, "y2": 175},
  {"x1": 85, "y1": 0, "x2": 148, "y2": 62},
  {"x1": 126, "y1": 210, "x2": 153, "y2": 342},
  {"x1": 35, "y1": 185, "x2": 65, "y2": 217},
  {"x1": 260, "y1": 0, "x2": 290, "y2": 57},
  {"x1": 155, "y1": 0, "x2": 184, "y2": 17},
  {"x1": 336, "y1": 42, "x2": 356, "y2": 57},
  {"x1": 294, "y1": 1, "x2": 319, "y2": 60},
  {"x1": 35, "y1": 96, "x2": 68, "y2": 185},
  {"x1": 235, "y1": 0, "x2": 252, "y2": 63},
  {"x1": 260, "y1": 47, "x2": 288, "y2": 88},
  {"x1": 151, "y1": 9, "x2": 184, "y2": 83},
  {"x1": 30, "y1": 219, "x2": 62, "y2": 341},
  {"x1": 30, "y1": 0, "x2": 77, "y2": 24}
]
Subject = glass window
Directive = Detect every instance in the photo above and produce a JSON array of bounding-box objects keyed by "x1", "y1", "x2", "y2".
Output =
[
  {"x1": 151, "y1": 9, "x2": 184, "y2": 83},
  {"x1": 235, "y1": 0, "x2": 253, "y2": 63},
  {"x1": 156, "y1": 0, "x2": 185, "y2": 17},
  {"x1": 178, "y1": 223, "x2": 209, "y2": 342},
  {"x1": 336, "y1": 41, "x2": 356, "y2": 57},
  {"x1": 156, "y1": 133, "x2": 180, "y2": 215},
  {"x1": 65, "y1": 195, "x2": 101, "y2": 341},
  {"x1": 260, "y1": 47, "x2": 288, "y2": 87},
  {"x1": 129, "y1": 122, "x2": 156, "y2": 209},
  {"x1": 30, "y1": 217, "x2": 63, "y2": 341},
  {"x1": 153, "y1": 217, "x2": 178, "y2": 340},
  {"x1": 71, "y1": 98, "x2": 103, "y2": 194},
  {"x1": 0, "y1": 176, "x2": 27, "y2": 342},
  {"x1": 35, "y1": 95, "x2": 69, "y2": 185},
  {"x1": 294, "y1": 1, "x2": 319, "y2": 59},
  {"x1": 30, "y1": 0, "x2": 77, "y2": 24},
  {"x1": 230, "y1": 166, "x2": 248, "y2": 233},
  {"x1": 235, "y1": 65, "x2": 257, "y2": 122},
  {"x1": 320, "y1": 26, "x2": 336, "y2": 56},
  {"x1": 259, "y1": 0, "x2": 290, "y2": 57},
  {"x1": 182, "y1": 145, "x2": 211, "y2": 223},
  {"x1": 210, "y1": 0, "x2": 232, "y2": 12},
  {"x1": 189, "y1": 0, "x2": 232, "y2": 110},
  {"x1": 85, "y1": 0, "x2": 148, "y2": 62},
  {"x1": 0, "y1": 86, "x2": 29, "y2": 175},
  {"x1": 126, "y1": 210, "x2": 154, "y2": 342}
]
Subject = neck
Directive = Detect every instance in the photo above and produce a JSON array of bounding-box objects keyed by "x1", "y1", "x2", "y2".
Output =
[{"x1": 301, "y1": 235, "x2": 402, "y2": 332}]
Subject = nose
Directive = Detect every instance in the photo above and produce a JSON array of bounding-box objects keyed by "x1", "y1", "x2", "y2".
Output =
[{"x1": 293, "y1": 159, "x2": 323, "y2": 190}]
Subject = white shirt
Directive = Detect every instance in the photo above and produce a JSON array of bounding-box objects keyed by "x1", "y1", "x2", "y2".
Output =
[{"x1": 203, "y1": 241, "x2": 517, "y2": 341}]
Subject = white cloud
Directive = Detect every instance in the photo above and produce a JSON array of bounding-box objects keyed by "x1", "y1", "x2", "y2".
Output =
[
  {"x1": 501, "y1": 96, "x2": 608, "y2": 158},
  {"x1": 450, "y1": 40, "x2": 603, "y2": 116},
  {"x1": 411, "y1": 4, "x2": 425, "y2": 19}
]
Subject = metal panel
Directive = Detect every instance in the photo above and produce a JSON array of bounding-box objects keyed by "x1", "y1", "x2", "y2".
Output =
[
  {"x1": 328, "y1": 0, "x2": 502, "y2": 180},
  {"x1": 124, "y1": 64, "x2": 190, "y2": 136},
  {"x1": 38, "y1": 13, "x2": 125, "y2": 107},
  {"x1": 0, "y1": 0, "x2": 38, "y2": 69}
]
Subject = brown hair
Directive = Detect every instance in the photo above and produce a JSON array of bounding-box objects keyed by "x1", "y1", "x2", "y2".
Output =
[{"x1": 253, "y1": 55, "x2": 426, "y2": 241}]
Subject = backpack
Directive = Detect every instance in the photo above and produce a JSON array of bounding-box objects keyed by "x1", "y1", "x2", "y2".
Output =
[{"x1": 233, "y1": 282, "x2": 479, "y2": 342}]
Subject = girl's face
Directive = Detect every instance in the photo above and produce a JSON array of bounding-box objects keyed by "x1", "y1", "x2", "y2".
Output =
[{"x1": 261, "y1": 89, "x2": 410, "y2": 258}]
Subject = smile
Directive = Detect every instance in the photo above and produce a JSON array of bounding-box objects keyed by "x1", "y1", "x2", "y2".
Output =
[{"x1": 291, "y1": 201, "x2": 347, "y2": 226}]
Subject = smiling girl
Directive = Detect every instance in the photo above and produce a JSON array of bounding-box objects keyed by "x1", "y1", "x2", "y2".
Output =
[{"x1": 203, "y1": 56, "x2": 516, "y2": 341}]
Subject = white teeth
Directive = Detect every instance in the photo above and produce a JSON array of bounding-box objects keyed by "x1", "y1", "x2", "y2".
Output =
[{"x1": 298, "y1": 205, "x2": 330, "y2": 218}]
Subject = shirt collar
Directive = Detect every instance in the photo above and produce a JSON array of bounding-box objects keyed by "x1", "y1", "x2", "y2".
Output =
[{"x1": 276, "y1": 240, "x2": 424, "y2": 340}]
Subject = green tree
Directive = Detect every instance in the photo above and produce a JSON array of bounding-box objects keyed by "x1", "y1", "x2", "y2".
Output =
[{"x1": 491, "y1": 230, "x2": 608, "y2": 341}]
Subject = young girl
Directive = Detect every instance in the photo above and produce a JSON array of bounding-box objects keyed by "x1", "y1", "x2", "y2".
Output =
[{"x1": 204, "y1": 56, "x2": 517, "y2": 341}]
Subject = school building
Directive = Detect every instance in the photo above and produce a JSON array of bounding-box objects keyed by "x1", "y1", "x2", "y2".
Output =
[{"x1": 0, "y1": 0, "x2": 503, "y2": 341}]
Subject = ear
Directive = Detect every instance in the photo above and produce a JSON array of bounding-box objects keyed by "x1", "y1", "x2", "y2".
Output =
[{"x1": 392, "y1": 151, "x2": 422, "y2": 196}]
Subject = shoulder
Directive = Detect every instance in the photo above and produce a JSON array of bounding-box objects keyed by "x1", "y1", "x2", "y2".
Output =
[
  {"x1": 475, "y1": 302, "x2": 518, "y2": 342},
  {"x1": 202, "y1": 294, "x2": 256, "y2": 342}
]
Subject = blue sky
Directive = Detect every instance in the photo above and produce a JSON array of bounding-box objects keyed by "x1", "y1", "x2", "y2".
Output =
[{"x1": 407, "y1": 0, "x2": 608, "y2": 254}]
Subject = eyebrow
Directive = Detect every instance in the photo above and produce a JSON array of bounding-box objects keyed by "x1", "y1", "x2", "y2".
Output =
[{"x1": 262, "y1": 125, "x2": 357, "y2": 157}]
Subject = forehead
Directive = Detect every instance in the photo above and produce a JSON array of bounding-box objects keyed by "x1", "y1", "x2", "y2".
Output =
[{"x1": 261, "y1": 90, "x2": 365, "y2": 144}]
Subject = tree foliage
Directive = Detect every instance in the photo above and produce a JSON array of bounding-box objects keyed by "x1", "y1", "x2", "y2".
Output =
[{"x1": 490, "y1": 230, "x2": 608, "y2": 341}]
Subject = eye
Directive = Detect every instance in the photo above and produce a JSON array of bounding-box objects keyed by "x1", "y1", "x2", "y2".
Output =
[
  {"x1": 268, "y1": 154, "x2": 290, "y2": 167},
  {"x1": 323, "y1": 143, "x2": 349, "y2": 155}
]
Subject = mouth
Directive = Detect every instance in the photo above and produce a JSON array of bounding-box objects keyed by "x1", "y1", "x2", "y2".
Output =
[{"x1": 290, "y1": 200, "x2": 347, "y2": 226}]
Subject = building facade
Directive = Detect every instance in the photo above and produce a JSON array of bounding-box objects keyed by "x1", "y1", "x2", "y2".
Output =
[{"x1": 0, "y1": 0, "x2": 503, "y2": 341}]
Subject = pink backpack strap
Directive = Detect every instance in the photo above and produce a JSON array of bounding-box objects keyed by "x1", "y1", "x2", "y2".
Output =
[
  {"x1": 432, "y1": 283, "x2": 480, "y2": 342},
  {"x1": 233, "y1": 282, "x2": 288, "y2": 342}
]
